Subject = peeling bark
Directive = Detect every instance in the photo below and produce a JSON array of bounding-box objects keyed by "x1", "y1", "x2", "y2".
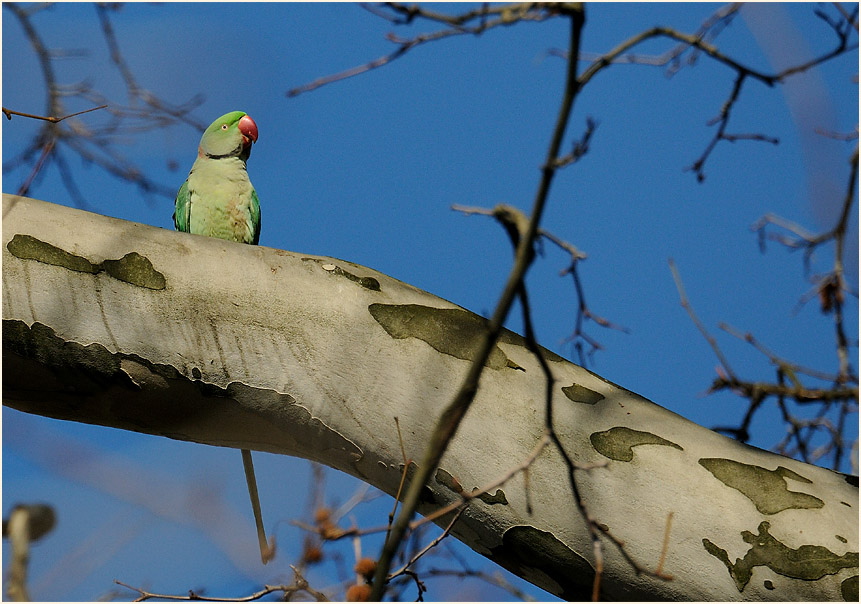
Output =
[{"x1": 2, "y1": 194, "x2": 857, "y2": 600}]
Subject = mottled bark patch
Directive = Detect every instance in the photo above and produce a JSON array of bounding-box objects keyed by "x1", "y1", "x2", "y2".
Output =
[
  {"x1": 304, "y1": 257, "x2": 381, "y2": 291},
  {"x1": 3, "y1": 320, "x2": 361, "y2": 463},
  {"x1": 698, "y1": 459, "x2": 824, "y2": 514},
  {"x1": 562, "y1": 383, "x2": 604, "y2": 405},
  {"x1": 7, "y1": 234, "x2": 165, "y2": 289},
  {"x1": 842, "y1": 575, "x2": 858, "y2": 601},
  {"x1": 703, "y1": 521, "x2": 858, "y2": 592},
  {"x1": 100, "y1": 253, "x2": 166, "y2": 290},
  {"x1": 489, "y1": 525, "x2": 593, "y2": 600},
  {"x1": 590, "y1": 426, "x2": 683, "y2": 462},
  {"x1": 369, "y1": 303, "x2": 530, "y2": 370},
  {"x1": 435, "y1": 468, "x2": 508, "y2": 505}
]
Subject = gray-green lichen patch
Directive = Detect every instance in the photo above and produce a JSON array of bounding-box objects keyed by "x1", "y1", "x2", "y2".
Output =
[
  {"x1": 702, "y1": 521, "x2": 858, "y2": 592},
  {"x1": 7, "y1": 234, "x2": 165, "y2": 290},
  {"x1": 488, "y1": 525, "x2": 593, "y2": 600},
  {"x1": 842, "y1": 575, "x2": 858, "y2": 601},
  {"x1": 590, "y1": 426, "x2": 683, "y2": 462},
  {"x1": 435, "y1": 468, "x2": 508, "y2": 505},
  {"x1": 698, "y1": 459, "x2": 824, "y2": 515},
  {"x1": 562, "y1": 383, "x2": 604, "y2": 405}
]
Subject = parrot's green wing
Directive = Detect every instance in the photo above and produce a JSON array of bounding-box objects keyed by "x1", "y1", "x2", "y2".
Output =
[
  {"x1": 250, "y1": 188, "x2": 261, "y2": 245},
  {"x1": 174, "y1": 180, "x2": 191, "y2": 233}
]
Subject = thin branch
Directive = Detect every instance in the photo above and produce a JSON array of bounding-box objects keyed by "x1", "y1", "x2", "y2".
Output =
[
  {"x1": 16, "y1": 139, "x2": 55, "y2": 197},
  {"x1": 831, "y1": 2, "x2": 859, "y2": 32},
  {"x1": 387, "y1": 507, "x2": 467, "y2": 581},
  {"x1": 719, "y1": 322, "x2": 852, "y2": 384},
  {"x1": 655, "y1": 512, "x2": 674, "y2": 577},
  {"x1": 686, "y1": 73, "x2": 779, "y2": 182},
  {"x1": 288, "y1": 3, "x2": 571, "y2": 97},
  {"x1": 709, "y1": 378, "x2": 858, "y2": 405},
  {"x1": 452, "y1": 198, "x2": 628, "y2": 363},
  {"x1": 2, "y1": 104, "x2": 107, "y2": 123},
  {"x1": 3, "y1": 2, "x2": 207, "y2": 205},
  {"x1": 370, "y1": 9, "x2": 586, "y2": 600},
  {"x1": 569, "y1": 5, "x2": 857, "y2": 180},
  {"x1": 668, "y1": 258, "x2": 736, "y2": 379},
  {"x1": 115, "y1": 566, "x2": 329, "y2": 602}
]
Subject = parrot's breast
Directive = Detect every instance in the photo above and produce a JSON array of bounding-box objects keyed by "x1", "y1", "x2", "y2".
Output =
[{"x1": 186, "y1": 158, "x2": 258, "y2": 245}]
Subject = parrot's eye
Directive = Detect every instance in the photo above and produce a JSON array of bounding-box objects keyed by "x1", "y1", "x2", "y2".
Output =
[{"x1": 221, "y1": 124, "x2": 228, "y2": 131}]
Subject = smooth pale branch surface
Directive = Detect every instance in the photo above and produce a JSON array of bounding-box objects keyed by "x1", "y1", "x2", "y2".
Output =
[{"x1": 2, "y1": 195, "x2": 857, "y2": 601}]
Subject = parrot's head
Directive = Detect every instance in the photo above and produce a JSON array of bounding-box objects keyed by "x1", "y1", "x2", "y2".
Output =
[{"x1": 198, "y1": 111, "x2": 258, "y2": 161}]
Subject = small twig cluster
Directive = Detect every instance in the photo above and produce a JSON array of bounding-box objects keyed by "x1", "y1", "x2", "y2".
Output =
[
  {"x1": 671, "y1": 199, "x2": 859, "y2": 473},
  {"x1": 452, "y1": 199, "x2": 628, "y2": 364},
  {"x1": 287, "y1": 3, "x2": 577, "y2": 98},
  {"x1": 726, "y1": 144, "x2": 857, "y2": 469},
  {"x1": 553, "y1": 3, "x2": 858, "y2": 182},
  {"x1": 3, "y1": 3, "x2": 206, "y2": 205},
  {"x1": 673, "y1": 129, "x2": 859, "y2": 471},
  {"x1": 289, "y1": 428, "x2": 557, "y2": 599}
]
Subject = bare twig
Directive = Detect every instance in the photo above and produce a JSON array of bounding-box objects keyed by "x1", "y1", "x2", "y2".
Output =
[
  {"x1": 831, "y1": 2, "x2": 859, "y2": 32},
  {"x1": 115, "y1": 566, "x2": 329, "y2": 602},
  {"x1": 16, "y1": 138, "x2": 56, "y2": 197},
  {"x1": 288, "y1": 3, "x2": 573, "y2": 97},
  {"x1": 719, "y1": 322, "x2": 850, "y2": 384},
  {"x1": 370, "y1": 10, "x2": 587, "y2": 599},
  {"x1": 388, "y1": 508, "x2": 467, "y2": 580},
  {"x1": 565, "y1": 3, "x2": 743, "y2": 75},
  {"x1": 655, "y1": 512, "x2": 674, "y2": 576},
  {"x1": 668, "y1": 258, "x2": 736, "y2": 379},
  {"x1": 2, "y1": 104, "x2": 107, "y2": 123},
  {"x1": 750, "y1": 145, "x2": 859, "y2": 425},
  {"x1": 569, "y1": 3, "x2": 857, "y2": 180},
  {"x1": 452, "y1": 200, "x2": 628, "y2": 363}
]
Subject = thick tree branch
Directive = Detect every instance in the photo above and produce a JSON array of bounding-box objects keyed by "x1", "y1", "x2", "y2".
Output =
[{"x1": 3, "y1": 194, "x2": 857, "y2": 601}]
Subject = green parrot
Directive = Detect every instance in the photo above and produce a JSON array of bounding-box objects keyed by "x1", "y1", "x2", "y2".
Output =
[
  {"x1": 174, "y1": 110, "x2": 261, "y2": 245},
  {"x1": 174, "y1": 111, "x2": 270, "y2": 564}
]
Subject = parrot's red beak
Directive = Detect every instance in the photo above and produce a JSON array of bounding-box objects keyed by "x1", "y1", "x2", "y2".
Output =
[{"x1": 238, "y1": 114, "x2": 258, "y2": 147}]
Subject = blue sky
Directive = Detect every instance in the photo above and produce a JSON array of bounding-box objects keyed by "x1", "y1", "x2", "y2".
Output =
[{"x1": 3, "y1": 3, "x2": 858, "y2": 601}]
